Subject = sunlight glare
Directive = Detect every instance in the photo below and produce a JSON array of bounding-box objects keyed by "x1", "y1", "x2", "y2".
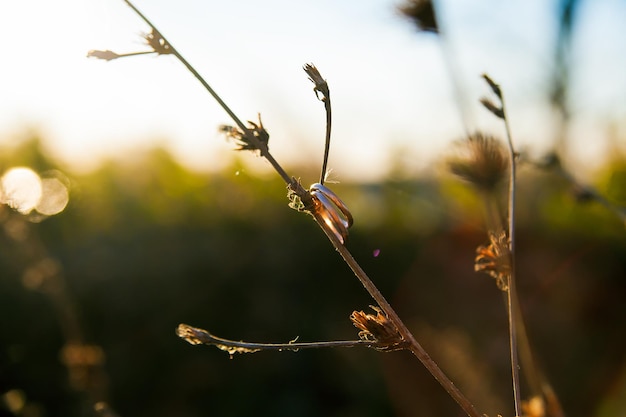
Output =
[
  {"x1": 37, "y1": 176, "x2": 70, "y2": 216},
  {"x1": 0, "y1": 168, "x2": 70, "y2": 216},
  {"x1": 1, "y1": 168, "x2": 42, "y2": 214}
]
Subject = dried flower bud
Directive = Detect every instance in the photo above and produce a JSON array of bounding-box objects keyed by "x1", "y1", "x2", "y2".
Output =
[
  {"x1": 448, "y1": 132, "x2": 508, "y2": 192},
  {"x1": 143, "y1": 28, "x2": 172, "y2": 55},
  {"x1": 475, "y1": 231, "x2": 511, "y2": 291},
  {"x1": 303, "y1": 63, "x2": 329, "y2": 102},
  {"x1": 220, "y1": 114, "x2": 269, "y2": 153},
  {"x1": 398, "y1": 0, "x2": 438, "y2": 33},
  {"x1": 87, "y1": 50, "x2": 121, "y2": 61},
  {"x1": 480, "y1": 97, "x2": 504, "y2": 119},
  {"x1": 481, "y1": 73, "x2": 502, "y2": 99},
  {"x1": 350, "y1": 306, "x2": 406, "y2": 351}
]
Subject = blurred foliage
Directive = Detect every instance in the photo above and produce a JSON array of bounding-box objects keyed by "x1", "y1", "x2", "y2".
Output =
[{"x1": 0, "y1": 136, "x2": 625, "y2": 417}]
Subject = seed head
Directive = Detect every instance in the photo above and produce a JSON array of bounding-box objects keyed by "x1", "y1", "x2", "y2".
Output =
[
  {"x1": 303, "y1": 63, "x2": 329, "y2": 102},
  {"x1": 475, "y1": 230, "x2": 511, "y2": 291},
  {"x1": 87, "y1": 50, "x2": 121, "y2": 61},
  {"x1": 219, "y1": 114, "x2": 269, "y2": 153},
  {"x1": 448, "y1": 132, "x2": 508, "y2": 192},
  {"x1": 350, "y1": 306, "x2": 406, "y2": 351},
  {"x1": 143, "y1": 28, "x2": 172, "y2": 55},
  {"x1": 398, "y1": 0, "x2": 438, "y2": 33}
]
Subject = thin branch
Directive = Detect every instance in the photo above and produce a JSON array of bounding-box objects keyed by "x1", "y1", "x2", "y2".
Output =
[
  {"x1": 121, "y1": 0, "x2": 292, "y2": 184},
  {"x1": 110, "y1": 3, "x2": 480, "y2": 416},
  {"x1": 501, "y1": 88, "x2": 522, "y2": 417},
  {"x1": 310, "y1": 210, "x2": 481, "y2": 417},
  {"x1": 303, "y1": 64, "x2": 333, "y2": 185},
  {"x1": 481, "y1": 73, "x2": 522, "y2": 417},
  {"x1": 177, "y1": 324, "x2": 377, "y2": 354}
]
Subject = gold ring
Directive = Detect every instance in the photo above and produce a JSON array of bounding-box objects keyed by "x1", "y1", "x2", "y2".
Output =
[{"x1": 310, "y1": 183, "x2": 353, "y2": 245}]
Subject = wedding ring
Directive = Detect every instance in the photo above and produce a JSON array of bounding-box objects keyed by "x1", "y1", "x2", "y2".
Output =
[{"x1": 309, "y1": 183, "x2": 353, "y2": 245}]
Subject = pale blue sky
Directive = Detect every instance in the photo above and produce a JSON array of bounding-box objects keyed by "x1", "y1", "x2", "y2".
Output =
[{"x1": 0, "y1": 0, "x2": 624, "y2": 180}]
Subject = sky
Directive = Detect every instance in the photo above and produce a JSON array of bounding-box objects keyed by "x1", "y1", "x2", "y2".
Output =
[{"x1": 0, "y1": 0, "x2": 625, "y2": 181}]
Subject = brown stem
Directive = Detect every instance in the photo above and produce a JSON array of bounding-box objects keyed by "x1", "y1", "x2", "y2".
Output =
[
  {"x1": 177, "y1": 324, "x2": 378, "y2": 351},
  {"x1": 119, "y1": 3, "x2": 479, "y2": 415},
  {"x1": 501, "y1": 94, "x2": 523, "y2": 417},
  {"x1": 311, "y1": 211, "x2": 480, "y2": 417},
  {"x1": 121, "y1": 0, "x2": 292, "y2": 185}
]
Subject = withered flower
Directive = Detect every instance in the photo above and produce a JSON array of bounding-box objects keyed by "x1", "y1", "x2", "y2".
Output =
[
  {"x1": 87, "y1": 50, "x2": 121, "y2": 61},
  {"x1": 448, "y1": 132, "x2": 508, "y2": 192},
  {"x1": 303, "y1": 63, "x2": 329, "y2": 102},
  {"x1": 398, "y1": 0, "x2": 438, "y2": 33},
  {"x1": 480, "y1": 97, "x2": 504, "y2": 119},
  {"x1": 480, "y1": 74, "x2": 505, "y2": 118},
  {"x1": 475, "y1": 230, "x2": 511, "y2": 291},
  {"x1": 350, "y1": 306, "x2": 406, "y2": 351},
  {"x1": 482, "y1": 73, "x2": 502, "y2": 99},
  {"x1": 219, "y1": 114, "x2": 269, "y2": 153},
  {"x1": 87, "y1": 28, "x2": 171, "y2": 61},
  {"x1": 143, "y1": 28, "x2": 172, "y2": 55}
]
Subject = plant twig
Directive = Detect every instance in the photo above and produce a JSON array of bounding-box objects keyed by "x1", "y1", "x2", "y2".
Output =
[
  {"x1": 177, "y1": 323, "x2": 376, "y2": 354},
  {"x1": 105, "y1": 3, "x2": 481, "y2": 416},
  {"x1": 481, "y1": 73, "x2": 522, "y2": 417},
  {"x1": 302, "y1": 64, "x2": 333, "y2": 185},
  {"x1": 310, "y1": 209, "x2": 481, "y2": 417},
  {"x1": 120, "y1": 0, "x2": 293, "y2": 185}
]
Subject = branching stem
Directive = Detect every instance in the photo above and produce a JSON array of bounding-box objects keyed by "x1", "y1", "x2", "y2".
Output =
[
  {"x1": 320, "y1": 86, "x2": 332, "y2": 184},
  {"x1": 500, "y1": 83, "x2": 523, "y2": 417},
  {"x1": 311, "y1": 210, "x2": 480, "y2": 417},
  {"x1": 121, "y1": 0, "x2": 292, "y2": 184},
  {"x1": 177, "y1": 324, "x2": 377, "y2": 351},
  {"x1": 118, "y1": 2, "x2": 480, "y2": 416}
]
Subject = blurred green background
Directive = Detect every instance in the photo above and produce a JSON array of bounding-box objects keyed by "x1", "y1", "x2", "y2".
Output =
[{"x1": 0, "y1": 136, "x2": 624, "y2": 417}]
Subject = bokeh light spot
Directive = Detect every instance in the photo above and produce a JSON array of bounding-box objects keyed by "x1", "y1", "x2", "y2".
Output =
[
  {"x1": 37, "y1": 177, "x2": 70, "y2": 216},
  {"x1": 1, "y1": 167, "x2": 42, "y2": 214}
]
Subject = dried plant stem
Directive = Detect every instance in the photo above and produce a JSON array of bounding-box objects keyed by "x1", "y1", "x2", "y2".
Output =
[
  {"x1": 319, "y1": 86, "x2": 332, "y2": 184},
  {"x1": 311, "y1": 210, "x2": 481, "y2": 417},
  {"x1": 481, "y1": 73, "x2": 522, "y2": 416},
  {"x1": 501, "y1": 93, "x2": 522, "y2": 417},
  {"x1": 177, "y1": 324, "x2": 376, "y2": 351},
  {"x1": 119, "y1": 2, "x2": 479, "y2": 415},
  {"x1": 121, "y1": 0, "x2": 292, "y2": 185}
]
